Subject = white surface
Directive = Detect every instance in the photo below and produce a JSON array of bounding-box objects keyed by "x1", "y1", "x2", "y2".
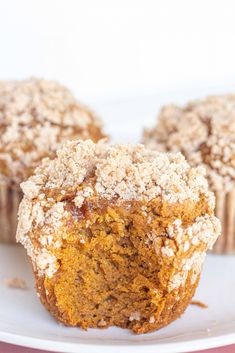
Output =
[
  {"x1": 1, "y1": 0, "x2": 235, "y2": 102},
  {"x1": 0, "y1": 245, "x2": 234, "y2": 353}
]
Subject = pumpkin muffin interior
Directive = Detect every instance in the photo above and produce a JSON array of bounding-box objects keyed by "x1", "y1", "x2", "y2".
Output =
[{"x1": 40, "y1": 196, "x2": 209, "y2": 333}]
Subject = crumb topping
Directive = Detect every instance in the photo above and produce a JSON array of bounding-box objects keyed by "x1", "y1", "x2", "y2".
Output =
[
  {"x1": 166, "y1": 214, "x2": 220, "y2": 290},
  {"x1": 17, "y1": 140, "x2": 219, "y2": 280},
  {"x1": 143, "y1": 94, "x2": 235, "y2": 192},
  {"x1": 0, "y1": 78, "x2": 103, "y2": 185},
  {"x1": 20, "y1": 139, "x2": 213, "y2": 204},
  {"x1": 166, "y1": 214, "x2": 221, "y2": 250}
]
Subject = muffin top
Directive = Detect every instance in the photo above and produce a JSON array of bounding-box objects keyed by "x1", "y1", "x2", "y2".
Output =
[
  {"x1": 143, "y1": 94, "x2": 235, "y2": 192},
  {"x1": 19, "y1": 139, "x2": 213, "y2": 206},
  {"x1": 17, "y1": 140, "x2": 219, "y2": 278},
  {"x1": 0, "y1": 78, "x2": 104, "y2": 186},
  {"x1": 17, "y1": 140, "x2": 220, "y2": 278}
]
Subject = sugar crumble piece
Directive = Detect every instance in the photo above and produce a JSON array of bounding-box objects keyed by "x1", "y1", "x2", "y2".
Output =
[
  {"x1": 129, "y1": 311, "x2": 141, "y2": 321},
  {"x1": 97, "y1": 318, "x2": 107, "y2": 327},
  {"x1": 149, "y1": 316, "x2": 155, "y2": 324}
]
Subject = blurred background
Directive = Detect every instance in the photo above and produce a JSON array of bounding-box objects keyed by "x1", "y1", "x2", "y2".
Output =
[{"x1": 1, "y1": 0, "x2": 235, "y2": 139}]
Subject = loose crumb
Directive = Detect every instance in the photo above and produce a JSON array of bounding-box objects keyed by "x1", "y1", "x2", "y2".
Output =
[
  {"x1": 191, "y1": 300, "x2": 208, "y2": 308},
  {"x1": 4, "y1": 277, "x2": 27, "y2": 289}
]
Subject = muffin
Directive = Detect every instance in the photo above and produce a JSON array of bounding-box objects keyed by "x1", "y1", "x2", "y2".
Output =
[
  {"x1": 17, "y1": 140, "x2": 220, "y2": 333},
  {"x1": 143, "y1": 94, "x2": 235, "y2": 254},
  {"x1": 0, "y1": 78, "x2": 105, "y2": 243}
]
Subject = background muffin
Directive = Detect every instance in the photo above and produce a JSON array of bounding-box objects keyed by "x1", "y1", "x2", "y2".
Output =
[
  {"x1": 143, "y1": 95, "x2": 235, "y2": 254},
  {"x1": 17, "y1": 140, "x2": 220, "y2": 333},
  {"x1": 0, "y1": 78, "x2": 105, "y2": 242}
]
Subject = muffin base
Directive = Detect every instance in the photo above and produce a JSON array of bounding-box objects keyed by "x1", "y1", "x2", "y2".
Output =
[
  {"x1": 0, "y1": 184, "x2": 22, "y2": 243},
  {"x1": 31, "y1": 197, "x2": 213, "y2": 333},
  {"x1": 36, "y1": 271, "x2": 199, "y2": 334},
  {"x1": 213, "y1": 190, "x2": 235, "y2": 254}
]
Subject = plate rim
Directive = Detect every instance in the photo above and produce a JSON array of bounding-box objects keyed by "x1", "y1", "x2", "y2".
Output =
[{"x1": 1, "y1": 328, "x2": 235, "y2": 353}]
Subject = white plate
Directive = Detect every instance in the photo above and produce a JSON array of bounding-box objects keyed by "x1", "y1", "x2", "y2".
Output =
[
  {"x1": 1, "y1": 93, "x2": 235, "y2": 353},
  {"x1": 0, "y1": 245, "x2": 234, "y2": 353}
]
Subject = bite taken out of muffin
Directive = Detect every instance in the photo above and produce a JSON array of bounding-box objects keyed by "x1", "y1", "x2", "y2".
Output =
[
  {"x1": 143, "y1": 94, "x2": 235, "y2": 254},
  {"x1": 17, "y1": 140, "x2": 220, "y2": 334},
  {"x1": 0, "y1": 78, "x2": 106, "y2": 242}
]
